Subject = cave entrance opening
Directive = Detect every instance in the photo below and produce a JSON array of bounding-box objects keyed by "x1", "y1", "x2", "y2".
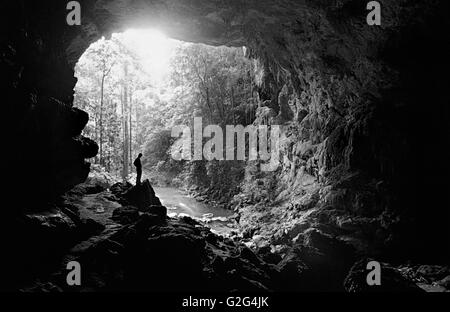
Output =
[{"x1": 73, "y1": 28, "x2": 258, "y2": 224}]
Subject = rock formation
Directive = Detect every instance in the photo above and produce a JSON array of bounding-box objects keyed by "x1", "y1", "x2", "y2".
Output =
[
  {"x1": 1, "y1": 0, "x2": 449, "y2": 292},
  {"x1": 20, "y1": 180, "x2": 433, "y2": 292}
]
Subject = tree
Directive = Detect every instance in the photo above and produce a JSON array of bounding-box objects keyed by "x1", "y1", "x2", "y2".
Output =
[
  {"x1": 84, "y1": 38, "x2": 121, "y2": 165},
  {"x1": 75, "y1": 35, "x2": 152, "y2": 177},
  {"x1": 74, "y1": 34, "x2": 257, "y2": 200}
]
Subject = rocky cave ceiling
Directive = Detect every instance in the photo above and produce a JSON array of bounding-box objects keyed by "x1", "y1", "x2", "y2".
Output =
[{"x1": 64, "y1": 0, "x2": 384, "y2": 78}]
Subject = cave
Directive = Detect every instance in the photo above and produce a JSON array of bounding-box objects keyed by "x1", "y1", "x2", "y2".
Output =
[{"x1": 1, "y1": 0, "x2": 449, "y2": 295}]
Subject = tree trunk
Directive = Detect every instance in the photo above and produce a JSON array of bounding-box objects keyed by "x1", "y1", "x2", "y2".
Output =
[
  {"x1": 129, "y1": 90, "x2": 132, "y2": 169},
  {"x1": 121, "y1": 64, "x2": 129, "y2": 181},
  {"x1": 99, "y1": 74, "x2": 105, "y2": 166},
  {"x1": 206, "y1": 87, "x2": 213, "y2": 123},
  {"x1": 135, "y1": 101, "x2": 140, "y2": 149},
  {"x1": 231, "y1": 85, "x2": 236, "y2": 125}
]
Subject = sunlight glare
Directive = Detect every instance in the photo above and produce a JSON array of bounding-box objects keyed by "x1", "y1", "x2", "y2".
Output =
[{"x1": 116, "y1": 29, "x2": 175, "y2": 85}]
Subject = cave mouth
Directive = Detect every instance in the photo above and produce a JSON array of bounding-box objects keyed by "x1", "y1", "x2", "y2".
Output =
[{"x1": 73, "y1": 28, "x2": 255, "y2": 231}]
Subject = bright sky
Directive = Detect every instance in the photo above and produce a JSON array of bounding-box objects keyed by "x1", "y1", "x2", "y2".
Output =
[{"x1": 114, "y1": 29, "x2": 178, "y2": 85}]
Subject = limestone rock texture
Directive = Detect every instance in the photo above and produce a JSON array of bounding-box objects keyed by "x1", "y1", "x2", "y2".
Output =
[{"x1": 1, "y1": 0, "x2": 450, "y2": 290}]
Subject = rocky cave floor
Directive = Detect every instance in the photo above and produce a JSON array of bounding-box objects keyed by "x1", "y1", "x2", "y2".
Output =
[{"x1": 15, "y1": 172, "x2": 450, "y2": 293}]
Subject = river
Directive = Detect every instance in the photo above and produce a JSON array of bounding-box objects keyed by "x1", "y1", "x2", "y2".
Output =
[{"x1": 154, "y1": 187, "x2": 237, "y2": 235}]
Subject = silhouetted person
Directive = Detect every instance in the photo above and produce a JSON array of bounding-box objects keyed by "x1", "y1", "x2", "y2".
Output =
[{"x1": 134, "y1": 153, "x2": 143, "y2": 185}]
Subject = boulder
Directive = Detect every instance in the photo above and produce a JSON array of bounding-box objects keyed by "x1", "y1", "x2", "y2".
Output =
[
  {"x1": 85, "y1": 164, "x2": 119, "y2": 189},
  {"x1": 109, "y1": 180, "x2": 167, "y2": 219},
  {"x1": 111, "y1": 206, "x2": 140, "y2": 225},
  {"x1": 141, "y1": 205, "x2": 167, "y2": 219},
  {"x1": 123, "y1": 180, "x2": 163, "y2": 211},
  {"x1": 295, "y1": 228, "x2": 357, "y2": 291},
  {"x1": 110, "y1": 181, "x2": 133, "y2": 197},
  {"x1": 79, "y1": 217, "x2": 105, "y2": 237},
  {"x1": 256, "y1": 246, "x2": 282, "y2": 264},
  {"x1": 275, "y1": 248, "x2": 309, "y2": 291}
]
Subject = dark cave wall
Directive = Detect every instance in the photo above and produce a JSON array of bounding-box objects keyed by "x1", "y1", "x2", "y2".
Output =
[
  {"x1": 2, "y1": 1, "x2": 99, "y2": 210},
  {"x1": 245, "y1": 0, "x2": 450, "y2": 261},
  {"x1": 1, "y1": 0, "x2": 449, "y2": 260}
]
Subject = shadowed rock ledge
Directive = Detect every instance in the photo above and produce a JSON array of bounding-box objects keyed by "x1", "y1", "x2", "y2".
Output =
[{"x1": 18, "y1": 179, "x2": 433, "y2": 292}]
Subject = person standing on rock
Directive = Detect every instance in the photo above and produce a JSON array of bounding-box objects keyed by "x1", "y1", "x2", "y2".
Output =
[{"x1": 134, "y1": 153, "x2": 143, "y2": 185}]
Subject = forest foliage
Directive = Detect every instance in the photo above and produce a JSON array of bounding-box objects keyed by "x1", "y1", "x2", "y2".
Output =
[{"x1": 74, "y1": 32, "x2": 259, "y2": 203}]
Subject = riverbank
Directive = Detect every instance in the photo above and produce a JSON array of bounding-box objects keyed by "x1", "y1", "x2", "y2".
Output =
[{"x1": 154, "y1": 186, "x2": 240, "y2": 236}]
